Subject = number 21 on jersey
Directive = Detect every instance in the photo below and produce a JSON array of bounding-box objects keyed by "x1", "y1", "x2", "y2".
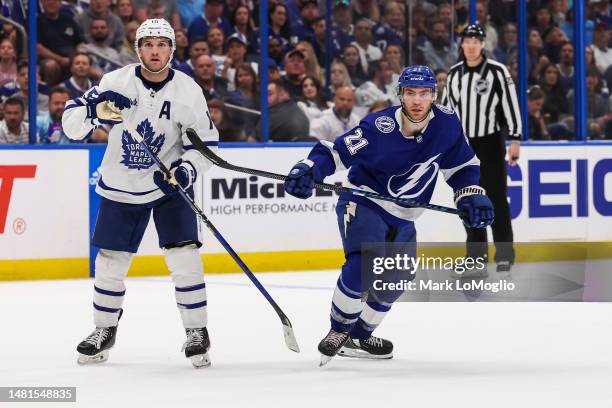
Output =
[{"x1": 344, "y1": 128, "x2": 368, "y2": 155}]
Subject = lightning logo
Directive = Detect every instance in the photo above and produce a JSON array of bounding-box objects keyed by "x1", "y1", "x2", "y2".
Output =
[
  {"x1": 387, "y1": 154, "x2": 440, "y2": 199},
  {"x1": 343, "y1": 201, "x2": 357, "y2": 238}
]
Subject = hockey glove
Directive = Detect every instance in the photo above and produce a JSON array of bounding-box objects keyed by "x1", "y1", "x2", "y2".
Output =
[
  {"x1": 84, "y1": 90, "x2": 132, "y2": 125},
  {"x1": 284, "y1": 159, "x2": 321, "y2": 199},
  {"x1": 153, "y1": 159, "x2": 197, "y2": 197},
  {"x1": 456, "y1": 192, "x2": 495, "y2": 228}
]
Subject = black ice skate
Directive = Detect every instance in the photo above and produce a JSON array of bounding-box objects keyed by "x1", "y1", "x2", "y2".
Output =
[
  {"x1": 182, "y1": 327, "x2": 211, "y2": 368},
  {"x1": 318, "y1": 329, "x2": 350, "y2": 367},
  {"x1": 338, "y1": 335, "x2": 393, "y2": 360},
  {"x1": 77, "y1": 309, "x2": 122, "y2": 365}
]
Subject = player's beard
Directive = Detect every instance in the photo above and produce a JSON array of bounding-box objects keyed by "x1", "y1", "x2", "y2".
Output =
[{"x1": 141, "y1": 54, "x2": 172, "y2": 74}]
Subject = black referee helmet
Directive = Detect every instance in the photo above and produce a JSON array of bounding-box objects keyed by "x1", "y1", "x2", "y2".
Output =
[{"x1": 461, "y1": 23, "x2": 486, "y2": 40}]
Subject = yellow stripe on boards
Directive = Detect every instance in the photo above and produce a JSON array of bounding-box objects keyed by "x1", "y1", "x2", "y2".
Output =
[
  {"x1": 1, "y1": 242, "x2": 611, "y2": 281},
  {"x1": 0, "y1": 258, "x2": 89, "y2": 281}
]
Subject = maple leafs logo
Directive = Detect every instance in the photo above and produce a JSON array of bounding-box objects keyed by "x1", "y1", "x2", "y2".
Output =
[{"x1": 120, "y1": 118, "x2": 166, "y2": 170}]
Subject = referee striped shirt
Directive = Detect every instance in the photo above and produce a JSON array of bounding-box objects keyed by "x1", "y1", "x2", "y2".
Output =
[{"x1": 441, "y1": 57, "x2": 522, "y2": 140}]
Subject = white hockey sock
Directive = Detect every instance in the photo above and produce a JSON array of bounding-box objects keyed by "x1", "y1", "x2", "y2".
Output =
[
  {"x1": 93, "y1": 249, "x2": 133, "y2": 327},
  {"x1": 164, "y1": 245, "x2": 207, "y2": 329}
]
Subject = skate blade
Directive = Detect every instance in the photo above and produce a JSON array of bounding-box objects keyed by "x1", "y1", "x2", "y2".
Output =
[
  {"x1": 190, "y1": 352, "x2": 211, "y2": 369},
  {"x1": 319, "y1": 354, "x2": 334, "y2": 367},
  {"x1": 338, "y1": 347, "x2": 393, "y2": 360},
  {"x1": 283, "y1": 324, "x2": 300, "y2": 353},
  {"x1": 77, "y1": 350, "x2": 109, "y2": 365}
]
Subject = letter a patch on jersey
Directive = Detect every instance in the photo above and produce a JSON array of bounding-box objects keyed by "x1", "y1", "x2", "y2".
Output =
[
  {"x1": 159, "y1": 101, "x2": 171, "y2": 120},
  {"x1": 121, "y1": 118, "x2": 166, "y2": 170}
]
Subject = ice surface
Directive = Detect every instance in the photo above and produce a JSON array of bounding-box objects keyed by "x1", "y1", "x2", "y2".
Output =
[{"x1": 1, "y1": 268, "x2": 611, "y2": 407}]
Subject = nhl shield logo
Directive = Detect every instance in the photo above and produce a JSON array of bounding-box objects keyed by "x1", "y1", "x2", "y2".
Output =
[
  {"x1": 375, "y1": 116, "x2": 395, "y2": 133},
  {"x1": 416, "y1": 134, "x2": 423, "y2": 143},
  {"x1": 474, "y1": 78, "x2": 490, "y2": 95}
]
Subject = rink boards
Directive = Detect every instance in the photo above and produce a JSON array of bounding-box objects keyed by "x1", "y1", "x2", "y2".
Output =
[{"x1": 0, "y1": 143, "x2": 611, "y2": 280}]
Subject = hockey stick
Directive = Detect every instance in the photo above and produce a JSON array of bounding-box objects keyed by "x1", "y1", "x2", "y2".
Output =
[
  {"x1": 185, "y1": 128, "x2": 465, "y2": 217},
  {"x1": 122, "y1": 119, "x2": 300, "y2": 353}
]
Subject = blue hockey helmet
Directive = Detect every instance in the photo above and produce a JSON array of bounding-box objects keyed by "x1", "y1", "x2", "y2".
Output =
[{"x1": 397, "y1": 65, "x2": 437, "y2": 97}]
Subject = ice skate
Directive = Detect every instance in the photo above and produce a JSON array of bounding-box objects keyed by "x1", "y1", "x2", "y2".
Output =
[
  {"x1": 77, "y1": 309, "x2": 122, "y2": 365},
  {"x1": 76, "y1": 326, "x2": 119, "y2": 365},
  {"x1": 318, "y1": 329, "x2": 349, "y2": 367},
  {"x1": 496, "y1": 261, "x2": 513, "y2": 273},
  {"x1": 338, "y1": 335, "x2": 393, "y2": 359},
  {"x1": 182, "y1": 327, "x2": 211, "y2": 368}
]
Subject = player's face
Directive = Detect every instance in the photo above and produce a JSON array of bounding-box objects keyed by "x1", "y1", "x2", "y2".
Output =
[
  {"x1": 401, "y1": 87, "x2": 434, "y2": 121},
  {"x1": 139, "y1": 37, "x2": 172, "y2": 72},
  {"x1": 461, "y1": 37, "x2": 483, "y2": 62}
]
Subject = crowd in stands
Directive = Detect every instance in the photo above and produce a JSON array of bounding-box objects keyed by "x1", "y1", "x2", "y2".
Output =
[{"x1": 0, "y1": 0, "x2": 611, "y2": 144}]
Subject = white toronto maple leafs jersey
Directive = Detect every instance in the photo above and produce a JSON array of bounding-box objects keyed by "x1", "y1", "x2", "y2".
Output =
[{"x1": 62, "y1": 64, "x2": 219, "y2": 204}]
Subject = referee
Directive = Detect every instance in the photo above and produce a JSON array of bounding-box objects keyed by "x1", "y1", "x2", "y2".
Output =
[{"x1": 441, "y1": 24, "x2": 522, "y2": 273}]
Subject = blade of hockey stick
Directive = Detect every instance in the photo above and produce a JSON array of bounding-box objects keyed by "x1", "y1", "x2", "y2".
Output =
[
  {"x1": 185, "y1": 128, "x2": 464, "y2": 217},
  {"x1": 122, "y1": 120, "x2": 300, "y2": 353}
]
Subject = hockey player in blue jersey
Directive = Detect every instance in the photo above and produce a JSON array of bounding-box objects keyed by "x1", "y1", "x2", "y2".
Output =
[{"x1": 284, "y1": 65, "x2": 494, "y2": 366}]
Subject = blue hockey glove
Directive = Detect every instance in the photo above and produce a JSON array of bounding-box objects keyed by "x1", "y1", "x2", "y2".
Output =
[
  {"x1": 284, "y1": 159, "x2": 321, "y2": 199},
  {"x1": 153, "y1": 159, "x2": 196, "y2": 197},
  {"x1": 456, "y1": 193, "x2": 495, "y2": 228},
  {"x1": 84, "y1": 89, "x2": 132, "y2": 125}
]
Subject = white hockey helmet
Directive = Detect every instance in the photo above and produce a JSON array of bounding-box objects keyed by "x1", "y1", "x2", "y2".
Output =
[{"x1": 135, "y1": 18, "x2": 176, "y2": 73}]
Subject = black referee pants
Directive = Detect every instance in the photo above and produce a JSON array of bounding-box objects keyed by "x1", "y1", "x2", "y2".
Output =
[{"x1": 465, "y1": 134, "x2": 515, "y2": 264}]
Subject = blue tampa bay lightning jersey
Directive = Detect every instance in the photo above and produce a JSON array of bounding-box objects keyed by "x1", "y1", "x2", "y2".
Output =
[{"x1": 307, "y1": 104, "x2": 481, "y2": 225}]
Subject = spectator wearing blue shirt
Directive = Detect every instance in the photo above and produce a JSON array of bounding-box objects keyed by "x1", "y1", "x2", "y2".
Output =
[
  {"x1": 176, "y1": 36, "x2": 209, "y2": 78},
  {"x1": 60, "y1": 52, "x2": 97, "y2": 99},
  {"x1": 291, "y1": 0, "x2": 321, "y2": 42},
  {"x1": 372, "y1": 1, "x2": 404, "y2": 51},
  {"x1": 37, "y1": 86, "x2": 74, "y2": 144},
  {"x1": 178, "y1": 0, "x2": 204, "y2": 28},
  {"x1": 187, "y1": 0, "x2": 233, "y2": 41},
  {"x1": 268, "y1": 2, "x2": 293, "y2": 56}
]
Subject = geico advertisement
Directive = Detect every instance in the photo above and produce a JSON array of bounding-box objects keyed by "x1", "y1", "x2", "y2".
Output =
[
  {"x1": 0, "y1": 150, "x2": 89, "y2": 259},
  {"x1": 418, "y1": 145, "x2": 612, "y2": 242}
]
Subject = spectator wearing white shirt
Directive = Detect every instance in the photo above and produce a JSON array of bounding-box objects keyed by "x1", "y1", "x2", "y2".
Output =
[
  {"x1": 310, "y1": 86, "x2": 360, "y2": 142},
  {"x1": 592, "y1": 23, "x2": 612, "y2": 73},
  {"x1": 351, "y1": 18, "x2": 382, "y2": 76},
  {"x1": 0, "y1": 97, "x2": 28, "y2": 144},
  {"x1": 297, "y1": 75, "x2": 332, "y2": 120},
  {"x1": 355, "y1": 59, "x2": 399, "y2": 109}
]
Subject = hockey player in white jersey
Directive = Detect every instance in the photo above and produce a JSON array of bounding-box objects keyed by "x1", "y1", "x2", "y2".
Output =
[{"x1": 62, "y1": 19, "x2": 219, "y2": 368}]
